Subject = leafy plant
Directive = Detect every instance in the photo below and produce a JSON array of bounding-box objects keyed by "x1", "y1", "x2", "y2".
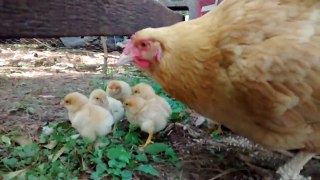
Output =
[{"x1": 1, "y1": 120, "x2": 180, "y2": 179}]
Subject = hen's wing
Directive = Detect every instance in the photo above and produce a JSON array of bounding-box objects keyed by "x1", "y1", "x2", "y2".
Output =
[{"x1": 215, "y1": 0, "x2": 320, "y2": 150}]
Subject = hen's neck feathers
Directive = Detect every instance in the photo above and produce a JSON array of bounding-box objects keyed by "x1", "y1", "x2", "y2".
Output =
[{"x1": 139, "y1": 12, "x2": 224, "y2": 109}]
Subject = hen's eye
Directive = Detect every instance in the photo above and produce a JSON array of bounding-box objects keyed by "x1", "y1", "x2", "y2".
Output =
[{"x1": 141, "y1": 42, "x2": 146, "y2": 48}]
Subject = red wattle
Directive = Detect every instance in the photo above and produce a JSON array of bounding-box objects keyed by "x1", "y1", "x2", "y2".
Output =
[{"x1": 135, "y1": 59, "x2": 151, "y2": 69}]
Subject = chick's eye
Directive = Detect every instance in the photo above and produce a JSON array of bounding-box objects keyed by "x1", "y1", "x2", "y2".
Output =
[
  {"x1": 65, "y1": 100, "x2": 69, "y2": 104},
  {"x1": 96, "y1": 97, "x2": 99, "y2": 100},
  {"x1": 134, "y1": 90, "x2": 139, "y2": 94}
]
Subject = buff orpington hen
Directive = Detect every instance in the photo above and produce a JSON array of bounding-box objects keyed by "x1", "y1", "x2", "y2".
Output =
[{"x1": 117, "y1": 0, "x2": 320, "y2": 179}]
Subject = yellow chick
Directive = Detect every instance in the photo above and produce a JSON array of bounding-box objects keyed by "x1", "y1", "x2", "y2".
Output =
[
  {"x1": 106, "y1": 80, "x2": 131, "y2": 102},
  {"x1": 61, "y1": 92, "x2": 114, "y2": 141},
  {"x1": 89, "y1": 89, "x2": 124, "y2": 123},
  {"x1": 123, "y1": 96, "x2": 169, "y2": 149},
  {"x1": 132, "y1": 83, "x2": 172, "y2": 116}
]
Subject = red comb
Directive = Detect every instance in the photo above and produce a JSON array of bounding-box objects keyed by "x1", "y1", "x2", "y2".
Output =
[{"x1": 123, "y1": 33, "x2": 136, "y2": 54}]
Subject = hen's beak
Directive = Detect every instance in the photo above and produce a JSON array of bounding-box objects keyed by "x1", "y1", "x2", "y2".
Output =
[{"x1": 116, "y1": 54, "x2": 134, "y2": 66}]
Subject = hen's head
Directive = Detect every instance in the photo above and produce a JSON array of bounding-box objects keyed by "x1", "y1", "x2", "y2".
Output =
[
  {"x1": 123, "y1": 96, "x2": 146, "y2": 114},
  {"x1": 117, "y1": 28, "x2": 163, "y2": 70},
  {"x1": 61, "y1": 92, "x2": 88, "y2": 112},
  {"x1": 132, "y1": 83, "x2": 156, "y2": 100},
  {"x1": 89, "y1": 89, "x2": 108, "y2": 107}
]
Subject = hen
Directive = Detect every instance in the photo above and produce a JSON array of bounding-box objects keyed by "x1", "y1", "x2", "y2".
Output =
[
  {"x1": 61, "y1": 92, "x2": 114, "y2": 141},
  {"x1": 132, "y1": 83, "x2": 172, "y2": 116},
  {"x1": 89, "y1": 89, "x2": 124, "y2": 123},
  {"x1": 117, "y1": 0, "x2": 320, "y2": 179},
  {"x1": 123, "y1": 96, "x2": 169, "y2": 150},
  {"x1": 106, "y1": 80, "x2": 132, "y2": 102}
]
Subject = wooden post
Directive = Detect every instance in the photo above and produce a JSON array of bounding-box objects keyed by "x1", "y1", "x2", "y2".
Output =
[{"x1": 100, "y1": 36, "x2": 109, "y2": 75}]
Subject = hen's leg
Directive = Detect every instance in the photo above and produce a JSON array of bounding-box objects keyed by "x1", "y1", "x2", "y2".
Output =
[
  {"x1": 139, "y1": 132, "x2": 154, "y2": 150},
  {"x1": 276, "y1": 151, "x2": 315, "y2": 180}
]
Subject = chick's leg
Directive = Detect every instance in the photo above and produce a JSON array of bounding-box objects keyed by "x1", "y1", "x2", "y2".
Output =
[
  {"x1": 276, "y1": 151, "x2": 315, "y2": 180},
  {"x1": 112, "y1": 122, "x2": 117, "y2": 133},
  {"x1": 139, "y1": 132, "x2": 154, "y2": 150}
]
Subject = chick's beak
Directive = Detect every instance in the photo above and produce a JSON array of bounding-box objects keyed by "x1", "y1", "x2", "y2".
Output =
[
  {"x1": 116, "y1": 54, "x2": 134, "y2": 66},
  {"x1": 60, "y1": 100, "x2": 64, "y2": 106}
]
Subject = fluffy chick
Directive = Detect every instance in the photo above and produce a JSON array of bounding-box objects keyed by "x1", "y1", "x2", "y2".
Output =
[
  {"x1": 106, "y1": 80, "x2": 131, "y2": 102},
  {"x1": 62, "y1": 92, "x2": 114, "y2": 141},
  {"x1": 132, "y1": 83, "x2": 172, "y2": 116},
  {"x1": 89, "y1": 89, "x2": 124, "y2": 123},
  {"x1": 123, "y1": 96, "x2": 169, "y2": 149}
]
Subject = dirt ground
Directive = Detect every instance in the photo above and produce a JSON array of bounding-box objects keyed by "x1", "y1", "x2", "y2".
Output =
[{"x1": 1, "y1": 42, "x2": 320, "y2": 180}]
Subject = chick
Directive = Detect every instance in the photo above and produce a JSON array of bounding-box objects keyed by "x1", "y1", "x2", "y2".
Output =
[
  {"x1": 61, "y1": 92, "x2": 114, "y2": 141},
  {"x1": 132, "y1": 83, "x2": 172, "y2": 116},
  {"x1": 106, "y1": 80, "x2": 131, "y2": 102},
  {"x1": 123, "y1": 96, "x2": 169, "y2": 150},
  {"x1": 89, "y1": 89, "x2": 124, "y2": 123}
]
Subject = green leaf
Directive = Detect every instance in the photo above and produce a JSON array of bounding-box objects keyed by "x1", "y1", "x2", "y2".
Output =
[
  {"x1": 113, "y1": 130, "x2": 126, "y2": 138},
  {"x1": 2, "y1": 158, "x2": 18, "y2": 167},
  {"x1": 1, "y1": 135, "x2": 11, "y2": 146},
  {"x1": 107, "y1": 146, "x2": 131, "y2": 163},
  {"x1": 135, "y1": 154, "x2": 148, "y2": 162},
  {"x1": 216, "y1": 153, "x2": 225, "y2": 161},
  {"x1": 18, "y1": 144, "x2": 39, "y2": 158},
  {"x1": 107, "y1": 147, "x2": 121, "y2": 159},
  {"x1": 121, "y1": 170, "x2": 132, "y2": 180},
  {"x1": 124, "y1": 132, "x2": 139, "y2": 144},
  {"x1": 27, "y1": 174, "x2": 39, "y2": 180},
  {"x1": 90, "y1": 172, "x2": 100, "y2": 180},
  {"x1": 131, "y1": 78, "x2": 140, "y2": 86},
  {"x1": 170, "y1": 112, "x2": 181, "y2": 121},
  {"x1": 107, "y1": 168, "x2": 121, "y2": 176},
  {"x1": 128, "y1": 123, "x2": 139, "y2": 130},
  {"x1": 108, "y1": 159, "x2": 117, "y2": 168},
  {"x1": 144, "y1": 143, "x2": 169, "y2": 155},
  {"x1": 135, "y1": 164, "x2": 159, "y2": 176},
  {"x1": 152, "y1": 155, "x2": 160, "y2": 162},
  {"x1": 118, "y1": 152, "x2": 131, "y2": 163},
  {"x1": 96, "y1": 136, "x2": 110, "y2": 146},
  {"x1": 55, "y1": 121, "x2": 72, "y2": 130},
  {"x1": 96, "y1": 162, "x2": 107, "y2": 174},
  {"x1": 26, "y1": 107, "x2": 35, "y2": 114},
  {"x1": 93, "y1": 146, "x2": 103, "y2": 159},
  {"x1": 39, "y1": 134, "x2": 47, "y2": 143},
  {"x1": 212, "y1": 131, "x2": 222, "y2": 141},
  {"x1": 108, "y1": 159, "x2": 126, "y2": 169},
  {"x1": 152, "y1": 83, "x2": 162, "y2": 94}
]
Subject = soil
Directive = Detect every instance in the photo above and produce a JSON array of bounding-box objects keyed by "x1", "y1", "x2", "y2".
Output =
[{"x1": 1, "y1": 41, "x2": 319, "y2": 180}]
